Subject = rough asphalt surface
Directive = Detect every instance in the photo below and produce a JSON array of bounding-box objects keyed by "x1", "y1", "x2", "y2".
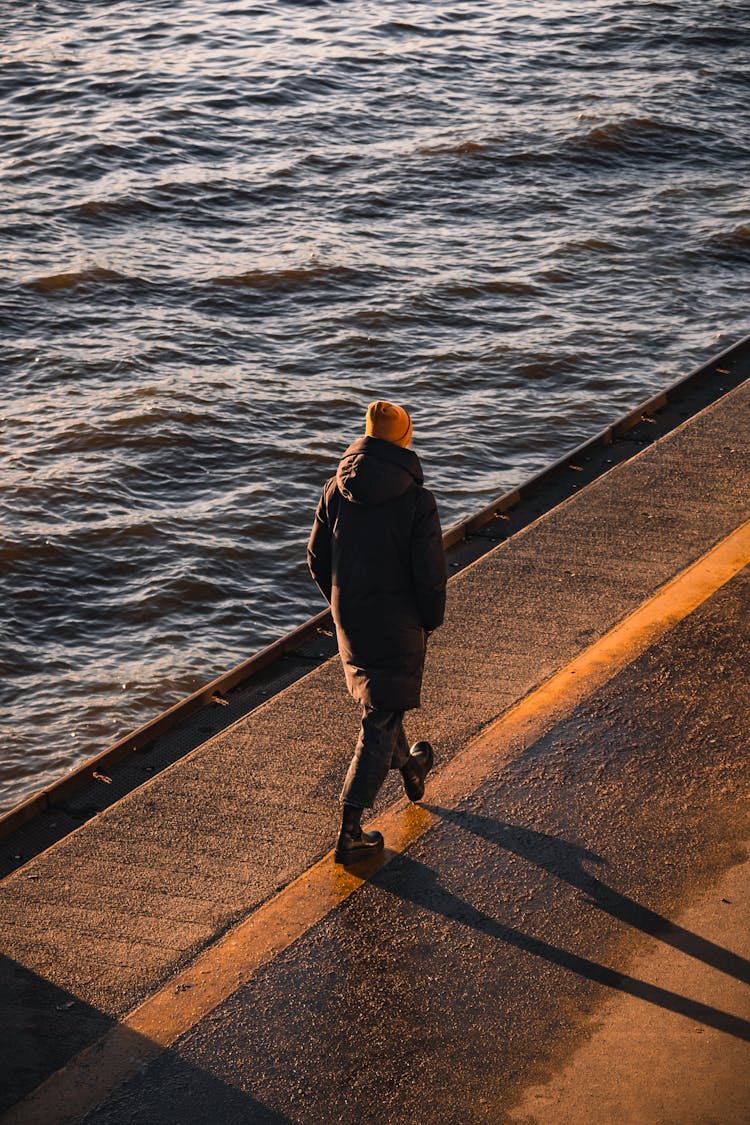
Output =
[{"x1": 80, "y1": 570, "x2": 749, "y2": 1124}]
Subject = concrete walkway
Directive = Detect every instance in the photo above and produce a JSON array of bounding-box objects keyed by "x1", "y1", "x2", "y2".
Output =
[
  {"x1": 15, "y1": 551, "x2": 748, "y2": 1125},
  {"x1": 1, "y1": 377, "x2": 749, "y2": 1122}
]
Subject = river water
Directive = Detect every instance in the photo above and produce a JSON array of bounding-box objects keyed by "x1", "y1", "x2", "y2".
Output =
[{"x1": 1, "y1": 0, "x2": 748, "y2": 811}]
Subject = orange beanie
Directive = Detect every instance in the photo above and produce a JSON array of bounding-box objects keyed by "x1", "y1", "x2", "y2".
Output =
[{"x1": 365, "y1": 400, "x2": 412, "y2": 447}]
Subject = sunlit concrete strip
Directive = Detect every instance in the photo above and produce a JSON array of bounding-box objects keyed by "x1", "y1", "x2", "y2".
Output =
[{"x1": 5, "y1": 518, "x2": 750, "y2": 1125}]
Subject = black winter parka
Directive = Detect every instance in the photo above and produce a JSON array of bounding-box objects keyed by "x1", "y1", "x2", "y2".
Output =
[{"x1": 307, "y1": 436, "x2": 447, "y2": 712}]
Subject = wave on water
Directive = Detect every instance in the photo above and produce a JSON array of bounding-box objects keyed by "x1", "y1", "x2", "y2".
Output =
[
  {"x1": 416, "y1": 118, "x2": 706, "y2": 169},
  {"x1": 0, "y1": 537, "x2": 66, "y2": 566},
  {"x1": 437, "y1": 278, "x2": 541, "y2": 298},
  {"x1": 72, "y1": 197, "x2": 168, "y2": 221},
  {"x1": 416, "y1": 137, "x2": 499, "y2": 156},
  {"x1": 68, "y1": 176, "x2": 295, "y2": 225},
  {"x1": 209, "y1": 264, "x2": 375, "y2": 292},
  {"x1": 21, "y1": 262, "x2": 376, "y2": 301},
  {"x1": 566, "y1": 116, "x2": 701, "y2": 162},
  {"x1": 513, "y1": 354, "x2": 582, "y2": 381},
  {"x1": 703, "y1": 224, "x2": 750, "y2": 263},
  {"x1": 24, "y1": 267, "x2": 143, "y2": 293},
  {"x1": 551, "y1": 237, "x2": 626, "y2": 257}
]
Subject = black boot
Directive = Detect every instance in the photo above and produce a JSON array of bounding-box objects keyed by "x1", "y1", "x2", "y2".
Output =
[
  {"x1": 401, "y1": 741, "x2": 434, "y2": 802},
  {"x1": 334, "y1": 804, "x2": 384, "y2": 865}
]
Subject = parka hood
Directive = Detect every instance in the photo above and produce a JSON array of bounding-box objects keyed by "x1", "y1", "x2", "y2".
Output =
[{"x1": 336, "y1": 436, "x2": 423, "y2": 506}]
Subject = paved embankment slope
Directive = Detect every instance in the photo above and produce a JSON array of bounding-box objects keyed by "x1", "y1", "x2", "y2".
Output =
[{"x1": 1, "y1": 376, "x2": 749, "y2": 1121}]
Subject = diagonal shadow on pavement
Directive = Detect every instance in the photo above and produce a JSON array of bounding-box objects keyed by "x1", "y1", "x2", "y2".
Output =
[
  {"x1": 0, "y1": 956, "x2": 294, "y2": 1123},
  {"x1": 424, "y1": 806, "x2": 750, "y2": 986},
  {"x1": 371, "y1": 842, "x2": 750, "y2": 1043}
]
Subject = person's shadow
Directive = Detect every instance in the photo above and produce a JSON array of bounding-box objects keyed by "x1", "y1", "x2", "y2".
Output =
[{"x1": 370, "y1": 806, "x2": 750, "y2": 1042}]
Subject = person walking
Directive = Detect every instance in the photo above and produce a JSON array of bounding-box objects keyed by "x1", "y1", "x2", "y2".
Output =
[{"x1": 308, "y1": 400, "x2": 447, "y2": 864}]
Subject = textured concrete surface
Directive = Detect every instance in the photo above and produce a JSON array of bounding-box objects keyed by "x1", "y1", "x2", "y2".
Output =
[
  {"x1": 508, "y1": 857, "x2": 750, "y2": 1124},
  {"x1": 79, "y1": 571, "x2": 750, "y2": 1124},
  {"x1": 1, "y1": 378, "x2": 748, "y2": 1112}
]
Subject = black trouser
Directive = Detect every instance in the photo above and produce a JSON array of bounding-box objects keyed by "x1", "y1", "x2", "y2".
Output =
[{"x1": 340, "y1": 707, "x2": 410, "y2": 809}]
